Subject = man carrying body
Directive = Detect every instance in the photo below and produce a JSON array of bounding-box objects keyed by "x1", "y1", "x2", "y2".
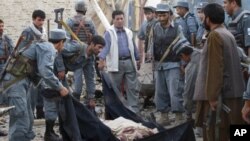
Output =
[{"x1": 3, "y1": 28, "x2": 68, "y2": 141}]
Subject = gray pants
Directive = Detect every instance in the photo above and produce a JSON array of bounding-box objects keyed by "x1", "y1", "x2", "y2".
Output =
[
  {"x1": 154, "y1": 67, "x2": 184, "y2": 113},
  {"x1": 109, "y1": 59, "x2": 139, "y2": 113},
  {"x1": 44, "y1": 98, "x2": 58, "y2": 121},
  {"x1": 7, "y1": 79, "x2": 35, "y2": 141}
]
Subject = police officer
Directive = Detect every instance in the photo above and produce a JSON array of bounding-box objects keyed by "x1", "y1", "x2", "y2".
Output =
[
  {"x1": 138, "y1": 6, "x2": 157, "y2": 60},
  {"x1": 224, "y1": 0, "x2": 250, "y2": 56},
  {"x1": 17, "y1": 9, "x2": 48, "y2": 119},
  {"x1": 4, "y1": 29, "x2": 68, "y2": 141},
  {"x1": 43, "y1": 52, "x2": 66, "y2": 141},
  {"x1": 174, "y1": 1, "x2": 198, "y2": 46},
  {"x1": 151, "y1": 3, "x2": 185, "y2": 125},
  {"x1": 0, "y1": 19, "x2": 13, "y2": 106},
  {"x1": 0, "y1": 19, "x2": 14, "y2": 137},
  {"x1": 195, "y1": 2, "x2": 208, "y2": 48},
  {"x1": 66, "y1": 0, "x2": 97, "y2": 107}
]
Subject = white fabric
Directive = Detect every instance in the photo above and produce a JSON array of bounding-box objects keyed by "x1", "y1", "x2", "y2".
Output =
[
  {"x1": 103, "y1": 117, "x2": 158, "y2": 141},
  {"x1": 29, "y1": 23, "x2": 47, "y2": 40},
  {"x1": 105, "y1": 25, "x2": 137, "y2": 72}
]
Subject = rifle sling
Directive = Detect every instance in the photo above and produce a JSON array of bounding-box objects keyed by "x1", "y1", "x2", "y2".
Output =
[{"x1": 0, "y1": 75, "x2": 26, "y2": 93}]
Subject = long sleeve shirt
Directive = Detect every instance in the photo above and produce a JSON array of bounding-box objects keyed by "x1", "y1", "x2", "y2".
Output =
[{"x1": 99, "y1": 28, "x2": 140, "y2": 61}]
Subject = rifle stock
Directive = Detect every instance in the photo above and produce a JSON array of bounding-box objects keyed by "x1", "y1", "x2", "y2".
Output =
[{"x1": 0, "y1": 36, "x2": 23, "y2": 82}]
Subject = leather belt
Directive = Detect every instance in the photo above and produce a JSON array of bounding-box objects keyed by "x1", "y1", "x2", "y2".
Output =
[{"x1": 119, "y1": 56, "x2": 131, "y2": 60}]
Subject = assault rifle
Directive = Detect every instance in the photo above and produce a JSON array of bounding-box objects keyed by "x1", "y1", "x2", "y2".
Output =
[{"x1": 0, "y1": 36, "x2": 24, "y2": 93}]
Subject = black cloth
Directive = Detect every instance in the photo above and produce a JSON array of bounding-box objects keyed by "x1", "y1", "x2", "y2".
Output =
[
  {"x1": 58, "y1": 94, "x2": 119, "y2": 141},
  {"x1": 137, "y1": 121, "x2": 195, "y2": 141},
  {"x1": 102, "y1": 72, "x2": 196, "y2": 141},
  {"x1": 102, "y1": 72, "x2": 164, "y2": 131}
]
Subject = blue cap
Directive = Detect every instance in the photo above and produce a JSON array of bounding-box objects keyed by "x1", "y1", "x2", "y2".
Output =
[
  {"x1": 196, "y1": 2, "x2": 209, "y2": 9},
  {"x1": 143, "y1": 6, "x2": 156, "y2": 12},
  {"x1": 156, "y1": 3, "x2": 170, "y2": 12},
  {"x1": 173, "y1": 1, "x2": 189, "y2": 9},
  {"x1": 49, "y1": 29, "x2": 66, "y2": 40},
  {"x1": 172, "y1": 38, "x2": 192, "y2": 55}
]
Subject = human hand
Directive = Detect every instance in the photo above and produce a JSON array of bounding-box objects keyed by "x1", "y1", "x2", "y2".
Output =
[
  {"x1": 242, "y1": 100, "x2": 250, "y2": 124},
  {"x1": 98, "y1": 59, "x2": 106, "y2": 70},
  {"x1": 59, "y1": 87, "x2": 69, "y2": 97},
  {"x1": 209, "y1": 100, "x2": 218, "y2": 111},
  {"x1": 57, "y1": 71, "x2": 65, "y2": 80}
]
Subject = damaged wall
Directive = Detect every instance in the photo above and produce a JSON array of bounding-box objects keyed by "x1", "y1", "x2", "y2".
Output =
[{"x1": 0, "y1": 0, "x2": 87, "y2": 43}]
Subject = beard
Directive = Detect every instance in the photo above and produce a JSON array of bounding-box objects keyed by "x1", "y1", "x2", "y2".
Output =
[{"x1": 204, "y1": 17, "x2": 210, "y2": 31}]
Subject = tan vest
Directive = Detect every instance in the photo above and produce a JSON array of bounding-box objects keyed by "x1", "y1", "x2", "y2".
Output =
[{"x1": 194, "y1": 26, "x2": 245, "y2": 100}]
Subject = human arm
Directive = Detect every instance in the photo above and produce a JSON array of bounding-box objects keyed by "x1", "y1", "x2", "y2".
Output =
[{"x1": 206, "y1": 31, "x2": 223, "y2": 111}]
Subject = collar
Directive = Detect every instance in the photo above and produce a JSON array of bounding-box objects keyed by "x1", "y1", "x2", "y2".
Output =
[
  {"x1": 183, "y1": 12, "x2": 190, "y2": 18},
  {"x1": 232, "y1": 8, "x2": 243, "y2": 20},
  {"x1": 114, "y1": 27, "x2": 125, "y2": 32}
]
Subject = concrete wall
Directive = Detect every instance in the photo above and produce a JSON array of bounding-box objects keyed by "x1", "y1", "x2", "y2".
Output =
[{"x1": 0, "y1": 0, "x2": 80, "y2": 43}]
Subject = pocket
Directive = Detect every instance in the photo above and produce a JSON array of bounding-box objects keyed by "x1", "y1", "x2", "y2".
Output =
[{"x1": 8, "y1": 97, "x2": 26, "y2": 117}]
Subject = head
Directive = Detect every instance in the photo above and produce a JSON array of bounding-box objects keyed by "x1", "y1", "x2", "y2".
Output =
[
  {"x1": 203, "y1": 3, "x2": 225, "y2": 31},
  {"x1": 75, "y1": 0, "x2": 87, "y2": 15},
  {"x1": 179, "y1": 47, "x2": 193, "y2": 62},
  {"x1": 89, "y1": 35, "x2": 105, "y2": 55},
  {"x1": 0, "y1": 19, "x2": 4, "y2": 35},
  {"x1": 196, "y1": 2, "x2": 208, "y2": 22},
  {"x1": 112, "y1": 10, "x2": 125, "y2": 29},
  {"x1": 32, "y1": 10, "x2": 46, "y2": 28},
  {"x1": 156, "y1": 4, "x2": 171, "y2": 25},
  {"x1": 143, "y1": 6, "x2": 156, "y2": 21},
  {"x1": 197, "y1": 8, "x2": 205, "y2": 22},
  {"x1": 48, "y1": 29, "x2": 67, "y2": 52},
  {"x1": 223, "y1": 0, "x2": 241, "y2": 16},
  {"x1": 174, "y1": 1, "x2": 189, "y2": 17}
]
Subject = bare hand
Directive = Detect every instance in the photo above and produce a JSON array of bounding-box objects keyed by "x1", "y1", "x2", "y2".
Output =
[
  {"x1": 209, "y1": 100, "x2": 218, "y2": 111},
  {"x1": 88, "y1": 99, "x2": 96, "y2": 108},
  {"x1": 242, "y1": 100, "x2": 250, "y2": 124},
  {"x1": 98, "y1": 59, "x2": 106, "y2": 70},
  {"x1": 57, "y1": 71, "x2": 65, "y2": 80},
  {"x1": 59, "y1": 87, "x2": 69, "y2": 97}
]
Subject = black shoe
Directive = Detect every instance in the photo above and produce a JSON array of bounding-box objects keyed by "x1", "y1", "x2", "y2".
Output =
[
  {"x1": 44, "y1": 120, "x2": 62, "y2": 141},
  {"x1": 36, "y1": 106, "x2": 45, "y2": 119}
]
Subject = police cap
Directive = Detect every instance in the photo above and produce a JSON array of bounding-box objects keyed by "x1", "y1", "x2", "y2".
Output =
[
  {"x1": 156, "y1": 3, "x2": 170, "y2": 12},
  {"x1": 49, "y1": 29, "x2": 66, "y2": 40},
  {"x1": 173, "y1": 1, "x2": 189, "y2": 9}
]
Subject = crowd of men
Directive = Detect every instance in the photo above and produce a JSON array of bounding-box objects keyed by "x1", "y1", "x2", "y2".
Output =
[{"x1": 0, "y1": 0, "x2": 250, "y2": 141}]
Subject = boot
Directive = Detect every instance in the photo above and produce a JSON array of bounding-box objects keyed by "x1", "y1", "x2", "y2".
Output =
[
  {"x1": 157, "y1": 112, "x2": 171, "y2": 125},
  {"x1": 36, "y1": 106, "x2": 44, "y2": 119},
  {"x1": 174, "y1": 113, "x2": 185, "y2": 125},
  {"x1": 44, "y1": 120, "x2": 62, "y2": 141},
  {"x1": 72, "y1": 92, "x2": 81, "y2": 101}
]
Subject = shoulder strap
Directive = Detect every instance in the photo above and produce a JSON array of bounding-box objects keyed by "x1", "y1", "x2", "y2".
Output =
[
  {"x1": 74, "y1": 16, "x2": 92, "y2": 43},
  {"x1": 232, "y1": 10, "x2": 250, "y2": 24}
]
